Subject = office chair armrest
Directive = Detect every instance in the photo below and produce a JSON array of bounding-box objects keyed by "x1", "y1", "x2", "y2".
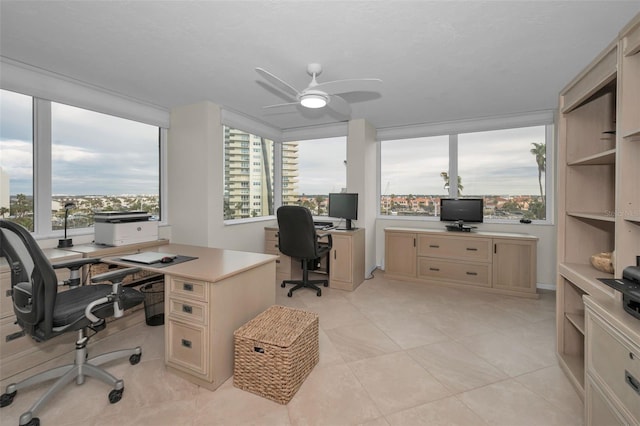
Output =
[
  {"x1": 52, "y1": 258, "x2": 102, "y2": 288},
  {"x1": 86, "y1": 267, "x2": 141, "y2": 323}
]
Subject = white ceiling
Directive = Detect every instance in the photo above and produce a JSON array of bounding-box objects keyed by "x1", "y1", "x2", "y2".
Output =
[{"x1": 1, "y1": 1, "x2": 639, "y2": 132}]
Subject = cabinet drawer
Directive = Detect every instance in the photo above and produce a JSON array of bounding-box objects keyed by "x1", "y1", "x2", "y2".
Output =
[
  {"x1": 168, "y1": 277, "x2": 208, "y2": 302},
  {"x1": 276, "y1": 254, "x2": 292, "y2": 274},
  {"x1": 0, "y1": 315, "x2": 76, "y2": 360},
  {"x1": 264, "y1": 238, "x2": 280, "y2": 254},
  {"x1": 586, "y1": 376, "x2": 628, "y2": 426},
  {"x1": 168, "y1": 298, "x2": 207, "y2": 325},
  {"x1": 417, "y1": 235, "x2": 491, "y2": 262},
  {"x1": 265, "y1": 229, "x2": 279, "y2": 242},
  {"x1": 167, "y1": 320, "x2": 208, "y2": 377},
  {"x1": 1, "y1": 270, "x2": 12, "y2": 320},
  {"x1": 587, "y1": 313, "x2": 640, "y2": 422},
  {"x1": 418, "y1": 258, "x2": 491, "y2": 287}
]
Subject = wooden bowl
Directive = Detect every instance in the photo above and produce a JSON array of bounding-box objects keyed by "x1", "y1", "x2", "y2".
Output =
[{"x1": 590, "y1": 252, "x2": 614, "y2": 274}]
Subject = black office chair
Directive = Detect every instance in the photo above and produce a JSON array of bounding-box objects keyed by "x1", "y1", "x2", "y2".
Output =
[
  {"x1": 276, "y1": 206, "x2": 332, "y2": 297},
  {"x1": 0, "y1": 220, "x2": 145, "y2": 426}
]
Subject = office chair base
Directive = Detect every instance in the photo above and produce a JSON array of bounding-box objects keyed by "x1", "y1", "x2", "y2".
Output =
[
  {"x1": 282, "y1": 279, "x2": 329, "y2": 297},
  {"x1": 2, "y1": 333, "x2": 142, "y2": 426}
]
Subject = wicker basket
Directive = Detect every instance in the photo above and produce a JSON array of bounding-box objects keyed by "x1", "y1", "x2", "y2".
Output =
[
  {"x1": 590, "y1": 251, "x2": 614, "y2": 274},
  {"x1": 233, "y1": 305, "x2": 319, "y2": 404}
]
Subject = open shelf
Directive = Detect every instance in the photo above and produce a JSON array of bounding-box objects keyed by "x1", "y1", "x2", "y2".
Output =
[
  {"x1": 565, "y1": 312, "x2": 585, "y2": 335},
  {"x1": 567, "y1": 148, "x2": 616, "y2": 166},
  {"x1": 622, "y1": 128, "x2": 640, "y2": 138},
  {"x1": 558, "y1": 352, "x2": 586, "y2": 392},
  {"x1": 566, "y1": 211, "x2": 615, "y2": 223}
]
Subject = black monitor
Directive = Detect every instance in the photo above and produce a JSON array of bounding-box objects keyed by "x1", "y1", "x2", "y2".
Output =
[
  {"x1": 328, "y1": 193, "x2": 358, "y2": 230},
  {"x1": 440, "y1": 198, "x2": 483, "y2": 231}
]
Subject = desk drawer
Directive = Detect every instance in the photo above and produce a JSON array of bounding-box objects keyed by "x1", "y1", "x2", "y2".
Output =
[
  {"x1": 168, "y1": 297, "x2": 207, "y2": 325},
  {"x1": 417, "y1": 235, "x2": 491, "y2": 262},
  {"x1": 168, "y1": 277, "x2": 208, "y2": 302},
  {"x1": 418, "y1": 257, "x2": 491, "y2": 287},
  {"x1": 265, "y1": 229, "x2": 279, "y2": 242},
  {"x1": 587, "y1": 312, "x2": 640, "y2": 422},
  {"x1": 167, "y1": 319, "x2": 208, "y2": 377}
]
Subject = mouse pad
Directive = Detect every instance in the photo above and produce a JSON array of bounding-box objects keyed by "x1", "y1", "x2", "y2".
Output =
[{"x1": 118, "y1": 255, "x2": 198, "y2": 268}]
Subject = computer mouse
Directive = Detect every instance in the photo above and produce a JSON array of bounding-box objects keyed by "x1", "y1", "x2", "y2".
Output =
[{"x1": 160, "y1": 256, "x2": 174, "y2": 263}]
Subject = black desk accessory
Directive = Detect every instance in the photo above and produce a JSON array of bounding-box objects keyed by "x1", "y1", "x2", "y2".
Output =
[
  {"x1": 598, "y1": 256, "x2": 640, "y2": 320},
  {"x1": 57, "y1": 202, "x2": 75, "y2": 248}
]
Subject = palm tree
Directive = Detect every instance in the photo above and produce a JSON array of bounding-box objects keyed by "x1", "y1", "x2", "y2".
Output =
[
  {"x1": 530, "y1": 143, "x2": 546, "y2": 198},
  {"x1": 440, "y1": 172, "x2": 464, "y2": 195}
]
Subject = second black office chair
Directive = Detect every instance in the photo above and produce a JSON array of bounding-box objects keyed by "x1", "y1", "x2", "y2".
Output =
[{"x1": 276, "y1": 206, "x2": 332, "y2": 297}]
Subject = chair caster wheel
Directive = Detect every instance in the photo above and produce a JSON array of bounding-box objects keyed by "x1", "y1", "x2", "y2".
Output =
[
  {"x1": 323, "y1": 282, "x2": 329, "y2": 287},
  {"x1": 108, "y1": 388, "x2": 123, "y2": 404},
  {"x1": 23, "y1": 418, "x2": 39, "y2": 426},
  {"x1": 281, "y1": 283, "x2": 286, "y2": 288},
  {"x1": 129, "y1": 353, "x2": 141, "y2": 365},
  {"x1": 316, "y1": 290, "x2": 322, "y2": 297},
  {"x1": 287, "y1": 291, "x2": 293, "y2": 297},
  {"x1": 0, "y1": 390, "x2": 16, "y2": 407}
]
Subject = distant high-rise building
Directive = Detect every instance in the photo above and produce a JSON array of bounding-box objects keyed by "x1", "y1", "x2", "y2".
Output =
[
  {"x1": 223, "y1": 127, "x2": 299, "y2": 219},
  {"x1": 0, "y1": 167, "x2": 9, "y2": 212}
]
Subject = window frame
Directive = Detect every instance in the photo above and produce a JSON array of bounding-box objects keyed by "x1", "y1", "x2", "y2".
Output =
[
  {"x1": 377, "y1": 121, "x2": 555, "y2": 225},
  {"x1": 1, "y1": 89, "x2": 167, "y2": 239}
]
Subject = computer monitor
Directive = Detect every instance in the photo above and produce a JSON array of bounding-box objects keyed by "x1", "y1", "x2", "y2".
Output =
[
  {"x1": 440, "y1": 198, "x2": 483, "y2": 231},
  {"x1": 328, "y1": 193, "x2": 358, "y2": 230}
]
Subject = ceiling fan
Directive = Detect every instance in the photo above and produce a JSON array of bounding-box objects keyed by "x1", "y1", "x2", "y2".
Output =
[{"x1": 255, "y1": 63, "x2": 382, "y2": 116}]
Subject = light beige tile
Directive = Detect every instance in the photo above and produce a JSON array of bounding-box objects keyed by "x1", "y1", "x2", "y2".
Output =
[
  {"x1": 348, "y1": 352, "x2": 452, "y2": 415},
  {"x1": 366, "y1": 309, "x2": 451, "y2": 349},
  {"x1": 457, "y1": 379, "x2": 583, "y2": 426},
  {"x1": 94, "y1": 398, "x2": 197, "y2": 426},
  {"x1": 385, "y1": 395, "x2": 490, "y2": 426},
  {"x1": 514, "y1": 365, "x2": 584, "y2": 421},
  {"x1": 408, "y1": 341, "x2": 508, "y2": 392},
  {"x1": 457, "y1": 331, "x2": 555, "y2": 377},
  {"x1": 325, "y1": 322, "x2": 401, "y2": 363},
  {"x1": 287, "y1": 364, "x2": 381, "y2": 426}
]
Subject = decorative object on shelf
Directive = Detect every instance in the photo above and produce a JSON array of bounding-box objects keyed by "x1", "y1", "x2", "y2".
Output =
[
  {"x1": 590, "y1": 251, "x2": 615, "y2": 274},
  {"x1": 57, "y1": 202, "x2": 75, "y2": 248}
]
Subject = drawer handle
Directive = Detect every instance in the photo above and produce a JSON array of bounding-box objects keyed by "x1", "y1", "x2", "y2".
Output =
[
  {"x1": 626, "y1": 370, "x2": 640, "y2": 395},
  {"x1": 183, "y1": 283, "x2": 193, "y2": 292},
  {"x1": 466, "y1": 247, "x2": 478, "y2": 251},
  {"x1": 276, "y1": 259, "x2": 280, "y2": 264},
  {"x1": 630, "y1": 352, "x2": 635, "y2": 360},
  {"x1": 429, "y1": 245, "x2": 440, "y2": 248},
  {"x1": 466, "y1": 272, "x2": 478, "y2": 276},
  {"x1": 429, "y1": 267, "x2": 440, "y2": 271},
  {"x1": 182, "y1": 305, "x2": 193, "y2": 314},
  {"x1": 254, "y1": 346, "x2": 265, "y2": 354},
  {"x1": 181, "y1": 339, "x2": 192, "y2": 349}
]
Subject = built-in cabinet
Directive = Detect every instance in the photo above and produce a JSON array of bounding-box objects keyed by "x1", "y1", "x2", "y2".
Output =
[
  {"x1": 556, "y1": 13, "x2": 640, "y2": 401},
  {"x1": 384, "y1": 228, "x2": 538, "y2": 298},
  {"x1": 584, "y1": 295, "x2": 640, "y2": 425},
  {"x1": 264, "y1": 227, "x2": 365, "y2": 291}
]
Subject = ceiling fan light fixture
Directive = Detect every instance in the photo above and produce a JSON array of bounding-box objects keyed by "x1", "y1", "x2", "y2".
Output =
[{"x1": 300, "y1": 93, "x2": 327, "y2": 109}]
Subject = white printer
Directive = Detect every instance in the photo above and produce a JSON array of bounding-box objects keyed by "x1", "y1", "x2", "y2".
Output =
[{"x1": 94, "y1": 211, "x2": 158, "y2": 246}]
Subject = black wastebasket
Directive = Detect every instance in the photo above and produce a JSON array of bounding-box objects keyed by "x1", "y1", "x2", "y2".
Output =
[{"x1": 140, "y1": 280, "x2": 164, "y2": 326}]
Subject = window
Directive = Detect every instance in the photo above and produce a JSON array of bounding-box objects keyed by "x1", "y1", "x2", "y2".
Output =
[
  {"x1": 458, "y1": 126, "x2": 547, "y2": 220},
  {"x1": 380, "y1": 135, "x2": 449, "y2": 217},
  {"x1": 0, "y1": 90, "x2": 34, "y2": 230},
  {"x1": 282, "y1": 137, "x2": 347, "y2": 215},
  {"x1": 380, "y1": 125, "x2": 550, "y2": 222},
  {"x1": 50, "y1": 102, "x2": 160, "y2": 230},
  {"x1": 0, "y1": 89, "x2": 163, "y2": 235},
  {"x1": 223, "y1": 126, "x2": 274, "y2": 220}
]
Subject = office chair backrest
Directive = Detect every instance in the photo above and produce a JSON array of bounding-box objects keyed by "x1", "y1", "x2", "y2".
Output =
[
  {"x1": 276, "y1": 206, "x2": 320, "y2": 260},
  {"x1": 0, "y1": 220, "x2": 58, "y2": 339}
]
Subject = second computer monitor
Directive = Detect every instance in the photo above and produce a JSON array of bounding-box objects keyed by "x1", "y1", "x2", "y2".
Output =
[{"x1": 328, "y1": 193, "x2": 358, "y2": 230}]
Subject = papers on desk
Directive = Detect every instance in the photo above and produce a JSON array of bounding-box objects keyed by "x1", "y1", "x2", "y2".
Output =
[{"x1": 120, "y1": 252, "x2": 177, "y2": 264}]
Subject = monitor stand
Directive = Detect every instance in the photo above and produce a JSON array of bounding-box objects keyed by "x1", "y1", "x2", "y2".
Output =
[
  {"x1": 445, "y1": 221, "x2": 476, "y2": 232},
  {"x1": 337, "y1": 219, "x2": 355, "y2": 231}
]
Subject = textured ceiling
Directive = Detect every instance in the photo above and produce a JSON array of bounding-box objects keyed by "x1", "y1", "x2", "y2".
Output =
[{"x1": 1, "y1": 1, "x2": 639, "y2": 131}]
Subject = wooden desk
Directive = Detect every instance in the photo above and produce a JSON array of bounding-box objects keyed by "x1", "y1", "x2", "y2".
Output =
[
  {"x1": 104, "y1": 243, "x2": 277, "y2": 391},
  {"x1": 264, "y1": 227, "x2": 365, "y2": 291}
]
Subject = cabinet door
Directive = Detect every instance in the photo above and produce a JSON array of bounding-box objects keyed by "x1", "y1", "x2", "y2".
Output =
[
  {"x1": 492, "y1": 239, "x2": 536, "y2": 293},
  {"x1": 330, "y1": 234, "x2": 352, "y2": 284},
  {"x1": 384, "y1": 232, "x2": 416, "y2": 278}
]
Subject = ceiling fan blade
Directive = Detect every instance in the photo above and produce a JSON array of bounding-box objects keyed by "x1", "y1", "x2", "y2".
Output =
[
  {"x1": 263, "y1": 101, "x2": 300, "y2": 109},
  {"x1": 327, "y1": 95, "x2": 351, "y2": 116},
  {"x1": 314, "y1": 78, "x2": 382, "y2": 95},
  {"x1": 255, "y1": 68, "x2": 300, "y2": 98}
]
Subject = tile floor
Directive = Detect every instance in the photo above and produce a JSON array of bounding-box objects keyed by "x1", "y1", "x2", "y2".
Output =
[{"x1": 0, "y1": 273, "x2": 584, "y2": 426}]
